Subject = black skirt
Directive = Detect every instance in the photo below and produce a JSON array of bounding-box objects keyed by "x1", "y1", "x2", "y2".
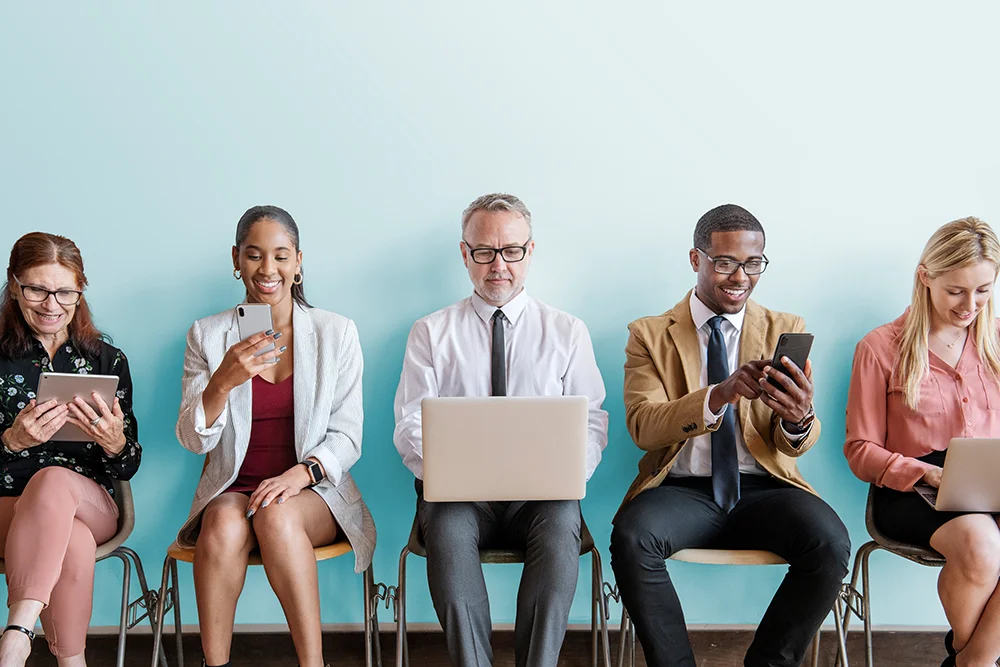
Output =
[{"x1": 871, "y1": 450, "x2": 971, "y2": 549}]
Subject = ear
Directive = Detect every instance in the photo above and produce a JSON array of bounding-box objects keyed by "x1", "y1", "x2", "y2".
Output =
[
  {"x1": 460, "y1": 240, "x2": 470, "y2": 268},
  {"x1": 231, "y1": 245, "x2": 240, "y2": 271},
  {"x1": 295, "y1": 250, "x2": 303, "y2": 275},
  {"x1": 689, "y1": 248, "x2": 700, "y2": 272},
  {"x1": 917, "y1": 265, "x2": 931, "y2": 288},
  {"x1": 526, "y1": 238, "x2": 535, "y2": 258}
]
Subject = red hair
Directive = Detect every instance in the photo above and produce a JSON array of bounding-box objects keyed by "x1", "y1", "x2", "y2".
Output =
[{"x1": 0, "y1": 232, "x2": 107, "y2": 359}]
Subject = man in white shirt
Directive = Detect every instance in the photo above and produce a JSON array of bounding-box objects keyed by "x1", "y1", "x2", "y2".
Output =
[
  {"x1": 393, "y1": 193, "x2": 608, "y2": 667},
  {"x1": 610, "y1": 205, "x2": 850, "y2": 667}
]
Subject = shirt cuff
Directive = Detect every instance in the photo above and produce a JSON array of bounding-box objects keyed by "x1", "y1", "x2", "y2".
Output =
[
  {"x1": 779, "y1": 419, "x2": 812, "y2": 443},
  {"x1": 703, "y1": 385, "x2": 726, "y2": 426}
]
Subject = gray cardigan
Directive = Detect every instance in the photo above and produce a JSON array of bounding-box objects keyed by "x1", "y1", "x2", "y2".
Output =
[{"x1": 174, "y1": 304, "x2": 375, "y2": 573}]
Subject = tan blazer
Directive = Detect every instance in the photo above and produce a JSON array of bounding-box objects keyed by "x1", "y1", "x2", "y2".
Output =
[{"x1": 617, "y1": 291, "x2": 821, "y2": 514}]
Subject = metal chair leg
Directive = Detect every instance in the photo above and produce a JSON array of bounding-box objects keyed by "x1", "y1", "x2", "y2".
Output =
[
  {"x1": 171, "y1": 559, "x2": 184, "y2": 667},
  {"x1": 861, "y1": 547, "x2": 874, "y2": 667},
  {"x1": 119, "y1": 547, "x2": 169, "y2": 667},
  {"x1": 591, "y1": 549, "x2": 611, "y2": 667},
  {"x1": 369, "y1": 566, "x2": 383, "y2": 667},
  {"x1": 615, "y1": 606, "x2": 629, "y2": 667},
  {"x1": 110, "y1": 550, "x2": 131, "y2": 667},
  {"x1": 150, "y1": 555, "x2": 173, "y2": 667},
  {"x1": 396, "y1": 547, "x2": 410, "y2": 667},
  {"x1": 833, "y1": 593, "x2": 850, "y2": 667},
  {"x1": 809, "y1": 628, "x2": 820, "y2": 667},
  {"x1": 591, "y1": 566, "x2": 598, "y2": 667}
]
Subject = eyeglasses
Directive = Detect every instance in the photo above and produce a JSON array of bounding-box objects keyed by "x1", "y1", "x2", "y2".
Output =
[
  {"x1": 696, "y1": 248, "x2": 769, "y2": 276},
  {"x1": 463, "y1": 239, "x2": 532, "y2": 265},
  {"x1": 12, "y1": 276, "x2": 83, "y2": 306}
]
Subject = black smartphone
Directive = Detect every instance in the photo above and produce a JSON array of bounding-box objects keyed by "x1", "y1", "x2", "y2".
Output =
[{"x1": 766, "y1": 333, "x2": 814, "y2": 392}]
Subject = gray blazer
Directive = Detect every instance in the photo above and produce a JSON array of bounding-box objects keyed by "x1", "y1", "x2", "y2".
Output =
[{"x1": 174, "y1": 303, "x2": 375, "y2": 573}]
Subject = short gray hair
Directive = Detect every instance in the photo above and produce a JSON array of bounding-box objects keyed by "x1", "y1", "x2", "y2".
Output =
[{"x1": 461, "y1": 193, "x2": 532, "y2": 234}]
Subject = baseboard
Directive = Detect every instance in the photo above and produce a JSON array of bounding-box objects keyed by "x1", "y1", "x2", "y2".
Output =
[{"x1": 80, "y1": 622, "x2": 949, "y2": 635}]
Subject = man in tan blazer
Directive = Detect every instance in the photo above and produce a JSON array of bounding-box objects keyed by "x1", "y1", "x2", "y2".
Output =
[{"x1": 609, "y1": 205, "x2": 850, "y2": 667}]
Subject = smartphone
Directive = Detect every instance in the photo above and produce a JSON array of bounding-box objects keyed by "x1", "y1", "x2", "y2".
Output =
[
  {"x1": 766, "y1": 332, "x2": 814, "y2": 393},
  {"x1": 236, "y1": 303, "x2": 274, "y2": 357}
]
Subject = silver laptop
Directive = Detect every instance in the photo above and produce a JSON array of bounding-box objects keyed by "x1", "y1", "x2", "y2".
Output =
[
  {"x1": 915, "y1": 438, "x2": 1000, "y2": 511},
  {"x1": 421, "y1": 396, "x2": 588, "y2": 502}
]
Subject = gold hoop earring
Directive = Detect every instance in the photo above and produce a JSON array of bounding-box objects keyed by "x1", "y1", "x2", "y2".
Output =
[
  {"x1": 293, "y1": 273, "x2": 303, "y2": 285},
  {"x1": 233, "y1": 268, "x2": 242, "y2": 280}
]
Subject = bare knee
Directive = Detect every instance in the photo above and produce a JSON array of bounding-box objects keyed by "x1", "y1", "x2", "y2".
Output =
[
  {"x1": 943, "y1": 523, "x2": 1000, "y2": 585},
  {"x1": 252, "y1": 502, "x2": 304, "y2": 547},
  {"x1": 196, "y1": 506, "x2": 253, "y2": 563}
]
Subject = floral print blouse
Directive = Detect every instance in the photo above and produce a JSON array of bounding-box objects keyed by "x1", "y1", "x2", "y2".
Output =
[{"x1": 0, "y1": 339, "x2": 141, "y2": 497}]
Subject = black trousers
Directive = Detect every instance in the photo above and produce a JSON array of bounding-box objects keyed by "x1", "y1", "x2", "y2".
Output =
[{"x1": 610, "y1": 475, "x2": 850, "y2": 667}]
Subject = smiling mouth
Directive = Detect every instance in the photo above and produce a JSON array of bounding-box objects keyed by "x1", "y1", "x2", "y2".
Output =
[
  {"x1": 721, "y1": 287, "x2": 748, "y2": 298},
  {"x1": 36, "y1": 313, "x2": 62, "y2": 323},
  {"x1": 253, "y1": 279, "x2": 282, "y2": 291}
]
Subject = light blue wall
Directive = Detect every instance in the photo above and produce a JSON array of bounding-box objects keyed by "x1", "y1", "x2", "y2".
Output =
[{"x1": 1, "y1": 2, "x2": 999, "y2": 629}]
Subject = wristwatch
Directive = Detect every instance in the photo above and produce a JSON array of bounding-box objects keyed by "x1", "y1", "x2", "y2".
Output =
[
  {"x1": 785, "y1": 404, "x2": 816, "y2": 434},
  {"x1": 303, "y1": 459, "x2": 324, "y2": 488}
]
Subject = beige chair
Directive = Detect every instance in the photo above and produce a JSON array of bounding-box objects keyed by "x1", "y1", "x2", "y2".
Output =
[
  {"x1": 0, "y1": 479, "x2": 162, "y2": 667},
  {"x1": 149, "y1": 535, "x2": 382, "y2": 667},
  {"x1": 837, "y1": 485, "x2": 946, "y2": 667},
  {"x1": 613, "y1": 548, "x2": 849, "y2": 667},
  {"x1": 393, "y1": 513, "x2": 612, "y2": 667}
]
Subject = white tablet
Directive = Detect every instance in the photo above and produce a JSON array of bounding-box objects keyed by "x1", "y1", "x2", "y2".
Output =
[{"x1": 35, "y1": 372, "x2": 120, "y2": 442}]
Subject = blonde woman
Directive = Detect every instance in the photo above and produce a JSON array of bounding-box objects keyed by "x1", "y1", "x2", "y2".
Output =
[{"x1": 845, "y1": 217, "x2": 1000, "y2": 667}]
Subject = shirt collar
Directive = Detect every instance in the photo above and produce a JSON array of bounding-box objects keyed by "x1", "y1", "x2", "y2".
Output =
[
  {"x1": 689, "y1": 290, "x2": 746, "y2": 334},
  {"x1": 470, "y1": 288, "x2": 530, "y2": 326}
]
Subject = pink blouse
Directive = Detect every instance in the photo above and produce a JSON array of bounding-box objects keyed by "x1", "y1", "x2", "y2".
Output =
[{"x1": 845, "y1": 312, "x2": 1000, "y2": 491}]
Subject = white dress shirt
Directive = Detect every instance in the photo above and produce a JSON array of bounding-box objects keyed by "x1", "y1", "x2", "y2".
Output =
[
  {"x1": 393, "y1": 289, "x2": 609, "y2": 480},
  {"x1": 669, "y1": 291, "x2": 768, "y2": 477}
]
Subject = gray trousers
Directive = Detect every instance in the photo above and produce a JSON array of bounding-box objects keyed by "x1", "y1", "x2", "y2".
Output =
[{"x1": 417, "y1": 494, "x2": 582, "y2": 667}]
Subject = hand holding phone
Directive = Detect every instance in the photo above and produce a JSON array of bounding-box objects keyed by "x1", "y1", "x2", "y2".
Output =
[
  {"x1": 759, "y1": 332, "x2": 815, "y2": 426},
  {"x1": 208, "y1": 305, "x2": 285, "y2": 393}
]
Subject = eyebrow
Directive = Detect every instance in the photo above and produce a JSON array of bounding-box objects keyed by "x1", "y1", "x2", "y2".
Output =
[
  {"x1": 714, "y1": 254, "x2": 764, "y2": 261},
  {"x1": 245, "y1": 245, "x2": 292, "y2": 252},
  {"x1": 26, "y1": 282, "x2": 78, "y2": 291},
  {"x1": 946, "y1": 283, "x2": 994, "y2": 289}
]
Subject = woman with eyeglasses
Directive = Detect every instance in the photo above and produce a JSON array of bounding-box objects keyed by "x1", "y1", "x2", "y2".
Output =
[
  {"x1": 846, "y1": 217, "x2": 1000, "y2": 667},
  {"x1": 174, "y1": 206, "x2": 373, "y2": 667},
  {"x1": 0, "y1": 232, "x2": 141, "y2": 667}
]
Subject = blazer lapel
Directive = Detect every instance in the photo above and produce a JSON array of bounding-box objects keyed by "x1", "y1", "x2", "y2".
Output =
[
  {"x1": 667, "y1": 292, "x2": 702, "y2": 394},
  {"x1": 292, "y1": 304, "x2": 316, "y2": 458},
  {"x1": 225, "y1": 316, "x2": 252, "y2": 459},
  {"x1": 737, "y1": 299, "x2": 766, "y2": 432}
]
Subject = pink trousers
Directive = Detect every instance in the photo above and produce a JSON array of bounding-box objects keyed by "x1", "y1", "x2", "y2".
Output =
[{"x1": 0, "y1": 467, "x2": 118, "y2": 657}]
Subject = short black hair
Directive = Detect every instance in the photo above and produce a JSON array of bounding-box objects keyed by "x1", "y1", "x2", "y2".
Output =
[{"x1": 693, "y1": 204, "x2": 765, "y2": 250}]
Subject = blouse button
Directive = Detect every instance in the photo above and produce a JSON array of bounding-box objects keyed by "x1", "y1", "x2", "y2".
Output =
[
  {"x1": 963, "y1": 397, "x2": 969, "y2": 403},
  {"x1": 968, "y1": 421, "x2": 974, "y2": 427}
]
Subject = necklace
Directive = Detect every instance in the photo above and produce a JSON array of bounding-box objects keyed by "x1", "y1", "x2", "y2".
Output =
[{"x1": 931, "y1": 329, "x2": 966, "y2": 349}]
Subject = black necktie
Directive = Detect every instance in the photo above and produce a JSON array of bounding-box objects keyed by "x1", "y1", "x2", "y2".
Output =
[
  {"x1": 491, "y1": 310, "x2": 506, "y2": 397},
  {"x1": 707, "y1": 315, "x2": 739, "y2": 512}
]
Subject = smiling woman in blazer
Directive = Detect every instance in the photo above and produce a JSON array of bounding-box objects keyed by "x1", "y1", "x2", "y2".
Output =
[{"x1": 174, "y1": 206, "x2": 374, "y2": 667}]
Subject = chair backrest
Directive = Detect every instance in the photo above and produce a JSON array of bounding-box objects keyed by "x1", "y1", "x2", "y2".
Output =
[
  {"x1": 95, "y1": 479, "x2": 134, "y2": 560},
  {"x1": 864, "y1": 484, "x2": 945, "y2": 565}
]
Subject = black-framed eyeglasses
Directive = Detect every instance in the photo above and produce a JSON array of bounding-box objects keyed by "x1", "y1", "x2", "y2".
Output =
[
  {"x1": 463, "y1": 238, "x2": 532, "y2": 265},
  {"x1": 12, "y1": 276, "x2": 83, "y2": 306},
  {"x1": 696, "y1": 248, "x2": 769, "y2": 276}
]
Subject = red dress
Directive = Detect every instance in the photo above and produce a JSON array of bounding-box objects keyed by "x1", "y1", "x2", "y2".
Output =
[{"x1": 227, "y1": 374, "x2": 297, "y2": 493}]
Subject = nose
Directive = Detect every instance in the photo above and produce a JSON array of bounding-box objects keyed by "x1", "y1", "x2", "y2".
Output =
[
  {"x1": 489, "y1": 253, "x2": 509, "y2": 273},
  {"x1": 965, "y1": 292, "x2": 977, "y2": 312},
  {"x1": 260, "y1": 256, "x2": 275, "y2": 275},
  {"x1": 42, "y1": 293, "x2": 60, "y2": 308},
  {"x1": 730, "y1": 265, "x2": 750, "y2": 282}
]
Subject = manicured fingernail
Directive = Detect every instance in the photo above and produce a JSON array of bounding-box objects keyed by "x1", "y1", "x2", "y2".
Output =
[
  {"x1": 278, "y1": 498, "x2": 285, "y2": 504},
  {"x1": 261, "y1": 501, "x2": 269, "y2": 508},
  {"x1": 245, "y1": 509, "x2": 255, "y2": 519},
  {"x1": 273, "y1": 332, "x2": 282, "y2": 339},
  {"x1": 274, "y1": 357, "x2": 281, "y2": 363},
  {"x1": 265, "y1": 329, "x2": 274, "y2": 335},
  {"x1": 279, "y1": 346, "x2": 287, "y2": 352}
]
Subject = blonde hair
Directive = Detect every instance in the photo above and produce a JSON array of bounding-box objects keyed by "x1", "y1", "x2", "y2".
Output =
[{"x1": 898, "y1": 217, "x2": 1000, "y2": 409}]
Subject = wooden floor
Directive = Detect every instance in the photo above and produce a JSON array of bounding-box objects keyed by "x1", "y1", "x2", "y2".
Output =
[{"x1": 25, "y1": 629, "x2": 949, "y2": 666}]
